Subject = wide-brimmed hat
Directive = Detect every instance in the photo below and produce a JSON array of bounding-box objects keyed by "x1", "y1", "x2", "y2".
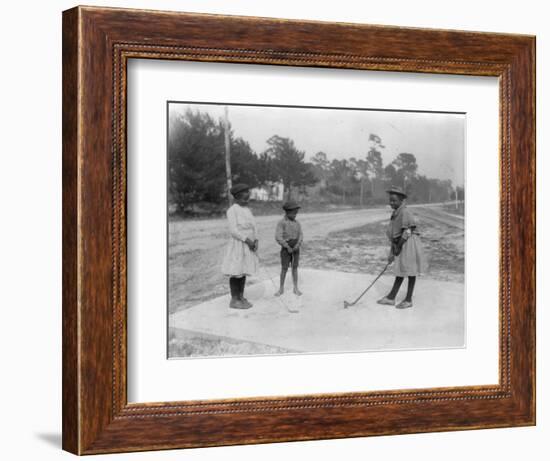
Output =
[
  {"x1": 282, "y1": 200, "x2": 301, "y2": 211},
  {"x1": 385, "y1": 185, "x2": 407, "y2": 198},
  {"x1": 230, "y1": 183, "x2": 250, "y2": 197}
]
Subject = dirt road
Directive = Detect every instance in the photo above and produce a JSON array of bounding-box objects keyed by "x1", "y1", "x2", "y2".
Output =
[
  {"x1": 170, "y1": 207, "x2": 390, "y2": 252},
  {"x1": 169, "y1": 204, "x2": 463, "y2": 312},
  {"x1": 169, "y1": 207, "x2": 390, "y2": 312}
]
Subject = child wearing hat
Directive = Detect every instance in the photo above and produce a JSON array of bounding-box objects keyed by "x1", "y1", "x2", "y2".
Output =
[
  {"x1": 220, "y1": 183, "x2": 259, "y2": 309},
  {"x1": 377, "y1": 186, "x2": 428, "y2": 309},
  {"x1": 274, "y1": 200, "x2": 303, "y2": 296}
]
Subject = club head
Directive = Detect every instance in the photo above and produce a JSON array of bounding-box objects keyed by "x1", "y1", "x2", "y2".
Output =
[{"x1": 343, "y1": 301, "x2": 350, "y2": 309}]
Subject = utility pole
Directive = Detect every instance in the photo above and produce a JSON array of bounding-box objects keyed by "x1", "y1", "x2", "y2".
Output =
[{"x1": 223, "y1": 106, "x2": 232, "y2": 206}]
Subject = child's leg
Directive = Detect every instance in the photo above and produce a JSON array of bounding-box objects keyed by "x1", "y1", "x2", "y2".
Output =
[
  {"x1": 275, "y1": 266, "x2": 288, "y2": 295},
  {"x1": 405, "y1": 276, "x2": 416, "y2": 302},
  {"x1": 229, "y1": 277, "x2": 243, "y2": 308},
  {"x1": 291, "y1": 250, "x2": 302, "y2": 295},
  {"x1": 276, "y1": 246, "x2": 291, "y2": 295},
  {"x1": 238, "y1": 276, "x2": 253, "y2": 307},
  {"x1": 291, "y1": 268, "x2": 302, "y2": 295},
  {"x1": 395, "y1": 276, "x2": 415, "y2": 309},
  {"x1": 239, "y1": 276, "x2": 246, "y2": 297},
  {"x1": 229, "y1": 277, "x2": 239, "y2": 299},
  {"x1": 387, "y1": 276, "x2": 404, "y2": 300}
]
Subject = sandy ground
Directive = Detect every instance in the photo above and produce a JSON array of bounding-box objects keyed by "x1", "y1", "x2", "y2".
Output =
[
  {"x1": 168, "y1": 203, "x2": 465, "y2": 358},
  {"x1": 304, "y1": 206, "x2": 464, "y2": 282},
  {"x1": 169, "y1": 206, "x2": 389, "y2": 312},
  {"x1": 169, "y1": 268, "x2": 465, "y2": 357},
  {"x1": 169, "y1": 203, "x2": 463, "y2": 312}
]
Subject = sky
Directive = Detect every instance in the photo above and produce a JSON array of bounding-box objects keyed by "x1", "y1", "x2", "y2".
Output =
[{"x1": 169, "y1": 102, "x2": 465, "y2": 186}]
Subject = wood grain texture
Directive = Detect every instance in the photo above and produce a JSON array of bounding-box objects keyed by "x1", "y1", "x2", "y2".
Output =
[
  {"x1": 61, "y1": 7, "x2": 79, "y2": 454},
  {"x1": 62, "y1": 5, "x2": 536, "y2": 455}
]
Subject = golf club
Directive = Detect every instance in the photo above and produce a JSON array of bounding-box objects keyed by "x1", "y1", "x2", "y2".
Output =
[{"x1": 343, "y1": 261, "x2": 391, "y2": 309}]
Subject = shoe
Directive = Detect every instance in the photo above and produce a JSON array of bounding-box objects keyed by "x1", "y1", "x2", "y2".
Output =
[
  {"x1": 229, "y1": 298, "x2": 250, "y2": 309},
  {"x1": 240, "y1": 297, "x2": 253, "y2": 308},
  {"x1": 396, "y1": 300, "x2": 413, "y2": 309},
  {"x1": 377, "y1": 296, "x2": 395, "y2": 306}
]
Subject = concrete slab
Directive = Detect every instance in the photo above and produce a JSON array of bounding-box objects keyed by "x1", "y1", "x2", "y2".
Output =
[{"x1": 169, "y1": 268, "x2": 465, "y2": 355}]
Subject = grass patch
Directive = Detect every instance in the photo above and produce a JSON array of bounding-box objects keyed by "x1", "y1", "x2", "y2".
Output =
[
  {"x1": 301, "y1": 209, "x2": 464, "y2": 283},
  {"x1": 168, "y1": 328, "x2": 295, "y2": 358}
]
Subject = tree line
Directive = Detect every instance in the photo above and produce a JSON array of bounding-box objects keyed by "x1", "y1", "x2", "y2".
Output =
[{"x1": 168, "y1": 108, "x2": 462, "y2": 214}]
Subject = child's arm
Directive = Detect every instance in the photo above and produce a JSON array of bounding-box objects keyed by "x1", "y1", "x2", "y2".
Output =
[
  {"x1": 390, "y1": 231, "x2": 409, "y2": 259},
  {"x1": 393, "y1": 209, "x2": 416, "y2": 254},
  {"x1": 228, "y1": 207, "x2": 255, "y2": 250},
  {"x1": 275, "y1": 220, "x2": 292, "y2": 251},
  {"x1": 393, "y1": 234, "x2": 408, "y2": 256},
  {"x1": 295, "y1": 222, "x2": 303, "y2": 249}
]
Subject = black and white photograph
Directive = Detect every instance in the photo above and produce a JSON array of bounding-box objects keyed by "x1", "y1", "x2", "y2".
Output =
[
  {"x1": 3, "y1": 0, "x2": 543, "y2": 459},
  {"x1": 167, "y1": 102, "x2": 465, "y2": 358}
]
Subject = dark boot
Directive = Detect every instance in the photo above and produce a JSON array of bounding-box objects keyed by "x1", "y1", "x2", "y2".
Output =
[
  {"x1": 229, "y1": 277, "x2": 247, "y2": 309},
  {"x1": 238, "y1": 276, "x2": 253, "y2": 308}
]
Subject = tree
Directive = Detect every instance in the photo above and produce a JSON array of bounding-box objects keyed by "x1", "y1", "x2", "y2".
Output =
[
  {"x1": 349, "y1": 157, "x2": 369, "y2": 205},
  {"x1": 391, "y1": 152, "x2": 418, "y2": 193},
  {"x1": 168, "y1": 109, "x2": 226, "y2": 213},
  {"x1": 366, "y1": 134, "x2": 384, "y2": 181},
  {"x1": 384, "y1": 163, "x2": 399, "y2": 184},
  {"x1": 328, "y1": 159, "x2": 358, "y2": 204},
  {"x1": 311, "y1": 151, "x2": 330, "y2": 183},
  {"x1": 366, "y1": 149, "x2": 383, "y2": 179},
  {"x1": 368, "y1": 133, "x2": 385, "y2": 147},
  {"x1": 168, "y1": 108, "x2": 265, "y2": 213},
  {"x1": 263, "y1": 135, "x2": 317, "y2": 199},
  {"x1": 456, "y1": 186, "x2": 465, "y2": 201},
  {"x1": 409, "y1": 174, "x2": 430, "y2": 203},
  {"x1": 229, "y1": 137, "x2": 263, "y2": 187},
  {"x1": 427, "y1": 178, "x2": 453, "y2": 202}
]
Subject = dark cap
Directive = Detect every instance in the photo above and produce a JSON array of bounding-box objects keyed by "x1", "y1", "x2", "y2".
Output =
[
  {"x1": 385, "y1": 185, "x2": 407, "y2": 198},
  {"x1": 230, "y1": 183, "x2": 250, "y2": 197},
  {"x1": 282, "y1": 200, "x2": 301, "y2": 211}
]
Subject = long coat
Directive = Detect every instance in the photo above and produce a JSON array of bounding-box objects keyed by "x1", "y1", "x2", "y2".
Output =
[{"x1": 220, "y1": 203, "x2": 259, "y2": 277}]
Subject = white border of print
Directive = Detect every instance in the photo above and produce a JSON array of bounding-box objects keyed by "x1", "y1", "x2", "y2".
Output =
[{"x1": 127, "y1": 59, "x2": 499, "y2": 403}]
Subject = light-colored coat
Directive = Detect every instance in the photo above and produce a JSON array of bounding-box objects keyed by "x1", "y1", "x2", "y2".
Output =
[{"x1": 220, "y1": 204, "x2": 259, "y2": 276}]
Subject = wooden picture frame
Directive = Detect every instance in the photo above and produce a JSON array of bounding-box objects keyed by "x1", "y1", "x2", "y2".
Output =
[{"x1": 62, "y1": 5, "x2": 535, "y2": 455}]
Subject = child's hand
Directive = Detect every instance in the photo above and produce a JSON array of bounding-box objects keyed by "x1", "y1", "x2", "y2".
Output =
[
  {"x1": 245, "y1": 238, "x2": 255, "y2": 251},
  {"x1": 253, "y1": 239, "x2": 259, "y2": 252},
  {"x1": 286, "y1": 246, "x2": 294, "y2": 254},
  {"x1": 388, "y1": 253, "x2": 395, "y2": 263}
]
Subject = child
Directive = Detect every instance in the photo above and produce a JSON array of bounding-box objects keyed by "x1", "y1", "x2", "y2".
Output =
[
  {"x1": 274, "y1": 200, "x2": 303, "y2": 296},
  {"x1": 220, "y1": 183, "x2": 259, "y2": 309},
  {"x1": 377, "y1": 186, "x2": 428, "y2": 309}
]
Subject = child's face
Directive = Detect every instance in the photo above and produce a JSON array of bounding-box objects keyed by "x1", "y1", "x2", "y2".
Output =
[
  {"x1": 389, "y1": 194, "x2": 403, "y2": 210},
  {"x1": 235, "y1": 191, "x2": 250, "y2": 205},
  {"x1": 286, "y1": 209, "x2": 299, "y2": 220}
]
